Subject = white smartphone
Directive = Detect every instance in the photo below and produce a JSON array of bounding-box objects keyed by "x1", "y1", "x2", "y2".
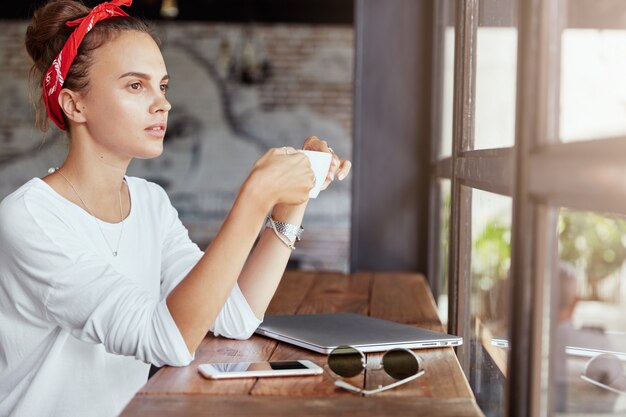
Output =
[{"x1": 197, "y1": 359, "x2": 324, "y2": 379}]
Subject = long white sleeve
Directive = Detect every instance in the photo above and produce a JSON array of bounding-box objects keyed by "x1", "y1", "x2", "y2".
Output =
[
  {"x1": 156, "y1": 184, "x2": 262, "y2": 339},
  {"x1": 0, "y1": 177, "x2": 262, "y2": 417},
  {"x1": 0, "y1": 182, "x2": 192, "y2": 368}
]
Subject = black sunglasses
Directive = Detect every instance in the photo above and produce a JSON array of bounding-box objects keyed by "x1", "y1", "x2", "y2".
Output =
[{"x1": 327, "y1": 345, "x2": 425, "y2": 395}]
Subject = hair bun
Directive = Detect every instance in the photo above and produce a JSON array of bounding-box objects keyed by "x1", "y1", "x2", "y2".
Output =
[{"x1": 25, "y1": 1, "x2": 90, "y2": 74}]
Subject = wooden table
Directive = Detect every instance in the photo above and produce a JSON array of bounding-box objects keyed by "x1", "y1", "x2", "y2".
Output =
[{"x1": 119, "y1": 271, "x2": 484, "y2": 417}]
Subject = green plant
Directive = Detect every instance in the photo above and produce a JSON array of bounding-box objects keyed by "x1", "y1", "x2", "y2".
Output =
[
  {"x1": 558, "y1": 210, "x2": 626, "y2": 301},
  {"x1": 471, "y1": 216, "x2": 511, "y2": 322},
  {"x1": 472, "y1": 220, "x2": 511, "y2": 283}
]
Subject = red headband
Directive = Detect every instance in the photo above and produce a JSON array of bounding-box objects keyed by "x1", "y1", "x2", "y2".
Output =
[{"x1": 42, "y1": 0, "x2": 132, "y2": 130}]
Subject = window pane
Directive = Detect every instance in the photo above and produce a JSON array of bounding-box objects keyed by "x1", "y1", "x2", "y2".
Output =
[
  {"x1": 469, "y1": 188, "x2": 512, "y2": 417},
  {"x1": 560, "y1": 29, "x2": 626, "y2": 142},
  {"x1": 437, "y1": 179, "x2": 451, "y2": 329},
  {"x1": 553, "y1": 209, "x2": 626, "y2": 414},
  {"x1": 439, "y1": 1, "x2": 456, "y2": 159},
  {"x1": 560, "y1": 0, "x2": 626, "y2": 143},
  {"x1": 474, "y1": 0, "x2": 518, "y2": 150}
]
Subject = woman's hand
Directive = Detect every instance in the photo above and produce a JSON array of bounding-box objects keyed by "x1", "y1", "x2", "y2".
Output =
[
  {"x1": 302, "y1": 136, "x2": 352, "y2": 190},
  {"x1": 245, "y1": 146, "x2": 315, "y2": 209}
]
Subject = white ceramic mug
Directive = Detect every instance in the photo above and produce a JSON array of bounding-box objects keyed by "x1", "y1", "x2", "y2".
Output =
[{"x1": 301, "y1": 150, "x2": 332, "y2": 199}]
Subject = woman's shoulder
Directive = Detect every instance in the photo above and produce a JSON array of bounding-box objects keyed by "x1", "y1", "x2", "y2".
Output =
[
  {"x1": 0, "y1": 178, "x2": 50, "y2": 216},
  {"x1": 0, "y1": 178, "x2": 58, "y2": 239}
]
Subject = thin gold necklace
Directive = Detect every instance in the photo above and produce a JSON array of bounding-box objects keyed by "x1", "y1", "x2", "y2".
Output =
[{"x1": 51, "y1": 167, "x2": 125, "y2": 257}]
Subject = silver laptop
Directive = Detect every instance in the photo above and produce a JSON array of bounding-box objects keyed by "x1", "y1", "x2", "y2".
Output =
[{"x1": 254, "y1": 312, "x2": 463, "y2": 354}]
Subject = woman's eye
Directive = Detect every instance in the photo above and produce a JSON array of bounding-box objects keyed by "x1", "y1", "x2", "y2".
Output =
[
  {"x1": 129, "y1": 82, "x2": 142, "y2": 90},
  {"x1": 160, "y1": 84, "x2": 169, "y2": 93}
]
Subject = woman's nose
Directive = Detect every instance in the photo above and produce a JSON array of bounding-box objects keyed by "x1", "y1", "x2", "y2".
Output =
[{"x1": 151, "y1": 94, "x2": 171, "y2": 113}]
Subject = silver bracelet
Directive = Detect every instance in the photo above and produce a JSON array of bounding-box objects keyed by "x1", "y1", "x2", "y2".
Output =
[{"x1": 265, "y1": 215, "x2": 303, "y2": 250}]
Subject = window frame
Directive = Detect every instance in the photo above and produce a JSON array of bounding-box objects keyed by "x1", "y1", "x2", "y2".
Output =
[{"x1": 428, "y1": 0, "x2": 626, "y2": 416}]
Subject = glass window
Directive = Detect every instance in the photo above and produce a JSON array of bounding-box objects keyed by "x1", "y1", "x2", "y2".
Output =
[
  {"x1": 553, "y1": 209, "x2": 626, "y2": 414},
  {"x1": 474, "y1": 0, "x2": 518, "y2": 150},
  {"x1": 559, "y1": 0, "x2": 626, "y2": 142},
  {"x1": 437, "y1": 179, "x2": 452, "y2": 328},
  {"x1": 439, "y1": 1, "x2": 456, "y2": 159},
  {"x1": 469, "y1": 188, "x2": 512, "y2": 417},
  {"x1": 560, "y1": 29, "x2": 626, "y2": 142}
]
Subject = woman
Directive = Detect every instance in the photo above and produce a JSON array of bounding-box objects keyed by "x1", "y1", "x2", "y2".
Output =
[{"x1": 0, "y1": 1, "x2": 351, "y2": 416}]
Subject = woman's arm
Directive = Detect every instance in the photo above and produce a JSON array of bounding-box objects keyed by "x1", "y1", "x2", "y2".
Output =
[
  {"x1": 166, "y1": 147, "x2": 314, "y2": 354},
  {"x1": 167, "y1": 139, "x2": 351, "y2": 354},
  {"x1": 237, "y1": 201, "x2": 308, "y2": 318},
  {"x1": 237, "y1": 136, "x2": 352, "y2": 319}
]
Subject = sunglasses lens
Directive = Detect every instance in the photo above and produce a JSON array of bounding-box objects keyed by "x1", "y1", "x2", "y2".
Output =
[
  {"x1": 585, "y1": 353, "x2": 623, "y2": 385},
  {"x1": 328, "y1": 346, "x2": 365, "y2": 378},
  {"x1": 382, "y1": 349, "x2": 420, "y2": 380}
]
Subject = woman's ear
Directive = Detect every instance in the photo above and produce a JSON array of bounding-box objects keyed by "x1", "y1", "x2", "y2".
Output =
[{"x1": 58, "y1": 88, "x2": 87, "y2": 124}]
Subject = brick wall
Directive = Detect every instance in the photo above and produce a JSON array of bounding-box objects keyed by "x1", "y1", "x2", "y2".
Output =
[
  {"x1": 0, "y1": 21, "x2": 354, "y2": 271},
  {"x1": 154, "y1": 22, "x2": 354, "y2": 137},
  {"x1": 256, "y1": 25, "x2": 353, "y2": 135}
]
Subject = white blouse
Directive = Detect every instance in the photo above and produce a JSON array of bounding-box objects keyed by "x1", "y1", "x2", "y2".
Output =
[{"x1": 0, "y1": 176, "x2": 261, "y2": 417}]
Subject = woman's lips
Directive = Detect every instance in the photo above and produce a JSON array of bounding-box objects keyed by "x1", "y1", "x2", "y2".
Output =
[{"x1": 145, "y1": 123, "x2": 166, "y2": 138}]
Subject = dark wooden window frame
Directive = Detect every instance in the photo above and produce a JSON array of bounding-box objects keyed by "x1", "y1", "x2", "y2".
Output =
[{"x1": 428, "y1": 0, "x2": 626, "y2": 416}]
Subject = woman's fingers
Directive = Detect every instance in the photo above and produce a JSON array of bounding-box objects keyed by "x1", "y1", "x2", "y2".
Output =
[
  {"x1": 278, "y1": 146, "x2": 298, "y2": 155},
  {"x1": 299, "y1": 136, "x2": 352, "y2": 188},
  {"x1": 302, "y1": 135, "x2": 323, "y2": 150},
  {"x1": 252, "y1": 146, "x2": 318, "y2": 205},
  {"x1": 336, "y1": 160, "x2": 352, "y2": 181},
  {"x1": 328, "y1": 149, "x2": 341, "y2": 176},
  {"x1": 322, "y1": 158, "x2": 351, "y2": 190}
]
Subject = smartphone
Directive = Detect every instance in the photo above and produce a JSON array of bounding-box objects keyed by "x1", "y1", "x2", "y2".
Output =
[{"x1": 197, "y1": 359, "x2": 324, "y2": 379}]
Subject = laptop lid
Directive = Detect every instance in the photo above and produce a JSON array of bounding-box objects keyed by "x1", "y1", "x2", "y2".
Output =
[{"x1": 254, "y1": 312, "x2": 463, "y2": 354}]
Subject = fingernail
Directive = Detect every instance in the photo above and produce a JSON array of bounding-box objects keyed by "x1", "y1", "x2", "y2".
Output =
[
  {"x1": 330, "y1": 172, "x2": 335, "y2": 181},
  {"x1": 337, "y1": 172, "x2": 345, "y2": 181}
]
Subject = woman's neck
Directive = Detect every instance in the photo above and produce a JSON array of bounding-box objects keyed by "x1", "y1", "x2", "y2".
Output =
[
  {"x1": 61, "y1": 154, "x2": 127, "y2": 196},
  {"x1": 43, "y1": 139, "x2": 132, "y2": 222}
]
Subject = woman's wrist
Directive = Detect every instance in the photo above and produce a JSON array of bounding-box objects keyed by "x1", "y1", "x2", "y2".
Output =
[
  {"x1": 271, "y1": 201, "x2": 308, "y2": 224},
  {"x1": 265, "y1": 202, "x2": 308, "y2": 251},
  {"x1": 239, "y1": 173, "x2": 275, "y2": 215}
]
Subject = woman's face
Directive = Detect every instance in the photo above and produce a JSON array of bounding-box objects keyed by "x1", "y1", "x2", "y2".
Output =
[{"x1": 76, "y1": 30, "x2": 171, "y2": 161}]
